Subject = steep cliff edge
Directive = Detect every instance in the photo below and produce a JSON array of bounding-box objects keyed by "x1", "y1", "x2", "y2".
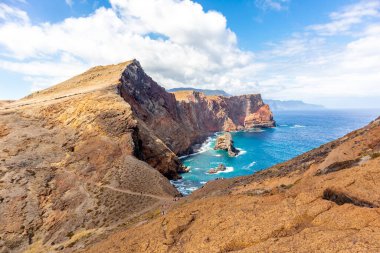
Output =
[
  {"x1": 172, "y1": 90, "x2": 275, "y2": 133},
  {"x1": 119, "y1": 61, "x2": 275, "y2": 157},
  {"x1": 83, "y1": 117, "x2": 380, "y2": 253},
  {"x1": 0, "y1": 85, "x2": 179, "y2": 253}
]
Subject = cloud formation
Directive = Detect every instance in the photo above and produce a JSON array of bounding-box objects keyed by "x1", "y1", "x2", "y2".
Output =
[
  {"x1": 308, "y1": 1, "x2": 380, "y2": 35},
  {"x1": 0, "y1": 3, "x2": 29, "y2": 23},
  {"x1": 255, "y1": 0, "x2": 290, "y2": 11},
  {"x1": 65, "y1": 0, "x2": 73, "y2": 7},
  {"x1": 0, "y1": 0, "x2": 379, "y2": 108},
  {"x1": 0, "y1": 0, "x2": 261, "y2": 93}
]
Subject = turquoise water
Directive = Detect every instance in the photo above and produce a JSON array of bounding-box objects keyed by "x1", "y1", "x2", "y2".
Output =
[{"x1": 172, "y1": 110, "x2": 379, "y2": 195}]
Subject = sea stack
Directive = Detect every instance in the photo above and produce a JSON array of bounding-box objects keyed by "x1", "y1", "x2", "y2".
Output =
[{"x1": 214, "y1": 132, "x2": 239, "y2": 157}]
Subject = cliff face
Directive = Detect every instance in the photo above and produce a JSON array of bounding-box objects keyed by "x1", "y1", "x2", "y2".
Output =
[
  {"x1": 118, "y1": 60, "x2": 274, "y2": 158},
  {"x1": 173, "y1": 91, "x2": 275, "y2": 133},
  {"x1": 0, "y1": 85, "x2": 179, "y2": 253},
  {"x1": 84, "y1": 117, "x2": 380, "y2": 253}
]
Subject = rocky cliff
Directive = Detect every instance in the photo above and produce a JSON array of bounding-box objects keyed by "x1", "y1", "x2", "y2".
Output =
[
  {"x1": 119, "y1": 61, "x2": 274, "y2": 158},
  {"x1": 0, "y1": 59, "x2": 274, "y2": 252},
  {"x1": 172, "y1": 90, "x2": 275, "y2": 133},
  {"x1": 0, "y1": 61, "x2": 181, "y2": 253},
  {"x1": 83, "y1": 117, "x2": 380, "y2": 253}
]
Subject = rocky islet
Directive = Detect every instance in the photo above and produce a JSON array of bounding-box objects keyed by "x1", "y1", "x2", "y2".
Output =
[{"x1": 214, "y1": 132, "x2": 240, "y2": 157}]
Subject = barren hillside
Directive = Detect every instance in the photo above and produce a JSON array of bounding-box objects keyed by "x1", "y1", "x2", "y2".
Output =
[{"x1": 83, "y1": 117, "x2": 380, "y2": 253}]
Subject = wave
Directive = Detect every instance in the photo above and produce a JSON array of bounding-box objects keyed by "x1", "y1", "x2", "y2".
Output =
[
  {"x1": 242, "y1": 161, "x2": 256, "y2": 170},
  {"x1": 236, "y1": 148, "x2": 247, "y2": 157},
  {"x1": 215, "y1": 166, "x2": 234, "y2": 174},
  {"x1": 187, "y1": 187, "x2": 198, "y2": 192},
  {"x1": 279, "y1": 124, "x2": 288, "y2": 127},
  {"x1": 290, "y1": 124, "x2": 306, "y2": 128},
  {"x1": 170, "y1": 179, "x2": 199, "y2": 195},
  {"x1": 178, "y1": 136, "x2": 215, "y2": 159}
]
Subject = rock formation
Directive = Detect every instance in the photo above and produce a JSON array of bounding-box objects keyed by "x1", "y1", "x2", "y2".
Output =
[
  {"x1": 214, "y1": 133, "x2": 239, "y2": 157},
  {"x1": 208, "y1": 164, "x2": 227, "y2": 174},
  {"x1": 83, "y1": 117, "x2": 380, "y2": 253},
  {"x1": 172, "y1": 90, "x2": 275, "y2": 134},
  {"x1": 118, "y1": 62, "x2": 274, "y2": 159},
  {"x1": 0, "y1": 61, "x2": 180, "y2": 253},
  {"x1": 0, "y1": 59, "x2": 274, "y2": 252}
]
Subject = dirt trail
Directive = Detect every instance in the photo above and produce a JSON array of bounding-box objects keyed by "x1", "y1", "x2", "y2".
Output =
[
  {"x1": 98, "y1": 185, "x2": 178, "y2": 232},
  {"x1": 100, "y1": 185, "x2": 174, "y2": 201}
]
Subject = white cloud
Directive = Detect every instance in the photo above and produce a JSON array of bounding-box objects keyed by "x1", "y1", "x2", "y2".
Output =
[
  {"x1": 0, "y1": 0, "x2": 258, "y2": 93},
  {"x1": 65, "y1": 0, "x2": 73, "y2": 7},
  {"x1": 0, "y1": 0, "x2": 379, "y2": 108},
  {"x1": 256, "y1": 22, "x2": 380, "y2": 104},
  {"x1": 0, "y1": 3, "x2": 29, "y2": 23},
  {"x1": 307, "y1": 1, "x2": 380, "y2": 35},
  {"x1": 255, "y1": 0, "x2": 290, "y2": 11}
]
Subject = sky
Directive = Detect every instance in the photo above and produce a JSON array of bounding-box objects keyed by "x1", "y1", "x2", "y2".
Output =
[{"x1": 0, "y1": 0, "x2": 379, "y2": 108}]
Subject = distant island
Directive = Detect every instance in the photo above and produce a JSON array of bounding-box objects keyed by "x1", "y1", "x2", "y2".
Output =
[
  {"x1": 168, "y1": 87, "x2": 324, "y2": 111},
  {"x1": 264, "y1": 99, "x2": 324, "y2": 111}
]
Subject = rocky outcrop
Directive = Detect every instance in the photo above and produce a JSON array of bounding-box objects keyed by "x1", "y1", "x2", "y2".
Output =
[
  {"x1": 214, "y1": 133, "x2": 239, "y2": 157},
  {"x1": 208, "y1": 164, "x2": 227, "y2": 174},
  {"x1": 0, "y1": 96, "x2": 179, "y2": 253},
  {"x1": 0, "y1": 61, "x2": 180, "y2": 253},
  {"x1": 83, "y1": 117, "x2": 380, "y2": 253},
  {"x1": 173, "y1": 91, "x2": 275, "y2": 133},
  {"x1": 118, "y1": 61, "x2": 275, "y2": 158}
]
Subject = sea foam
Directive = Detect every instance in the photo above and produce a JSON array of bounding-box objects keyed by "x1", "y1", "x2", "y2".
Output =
[
  {"x1": 236, "y1": 148, "x2": 247, "y2": 156},
  {"x1": 242, "y1": 161, "x2": 256, "y2": 170},
  {"x1": 291, "y1": 124, "x2": 306, "y2": 128},
  {"x1": 178, "y1": 136, "x2": 215, "y2": 159}
]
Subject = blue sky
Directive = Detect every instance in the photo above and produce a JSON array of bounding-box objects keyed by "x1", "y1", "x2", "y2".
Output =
[{"x1": 0, "y1": 0, "x2": 380, "y2": 108}]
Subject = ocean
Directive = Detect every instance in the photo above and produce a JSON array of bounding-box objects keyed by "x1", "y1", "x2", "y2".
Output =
[{"x1": 171, "y1": 109, "x2": 379, "y2": 195}]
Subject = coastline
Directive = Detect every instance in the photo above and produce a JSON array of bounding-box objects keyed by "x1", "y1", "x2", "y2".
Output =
[{"x1": 171, "y1": 110, "x2": 379, "y2": 195}]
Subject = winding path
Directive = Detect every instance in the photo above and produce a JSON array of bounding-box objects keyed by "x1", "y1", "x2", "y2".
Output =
[{"x1": 100, "y1": 185, "x2": 174, "y2": 201}]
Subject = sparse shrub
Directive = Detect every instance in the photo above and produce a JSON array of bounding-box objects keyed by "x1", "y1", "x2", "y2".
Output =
[{"x1": 66, "y1": 231, "x2": 74, "y2": 238}]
